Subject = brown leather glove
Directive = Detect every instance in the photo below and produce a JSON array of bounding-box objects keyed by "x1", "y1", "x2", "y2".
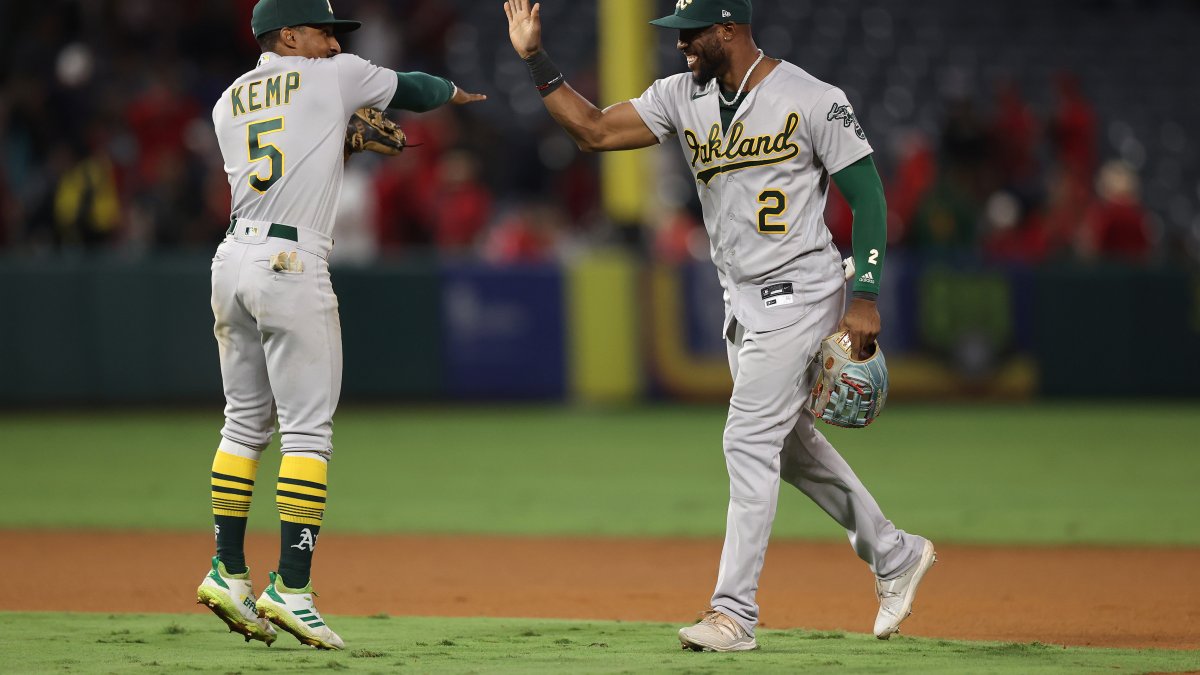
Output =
[{"x1": 344, "y1": 108, "x2": 407, "y2": 160}]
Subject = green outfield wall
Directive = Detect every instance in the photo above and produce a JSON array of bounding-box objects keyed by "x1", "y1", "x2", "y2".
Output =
[{"x1": 1, "y1": 253, "x2": 1196, "y2": 404}]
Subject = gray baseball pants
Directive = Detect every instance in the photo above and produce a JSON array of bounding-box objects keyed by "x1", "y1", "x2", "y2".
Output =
[
  {"x1": 210, "y1": 223, "x2": 340, "y2": 456},
  {"x1": 711, "y1": 287, "x2": 926, "y2": 635}
]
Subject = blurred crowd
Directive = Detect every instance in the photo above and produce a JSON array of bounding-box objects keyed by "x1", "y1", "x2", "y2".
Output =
[
  {"x1": 0, "y1": 0, "x2": 600, "y2": 264},
  {"x1": 817, "y1": 73, "x2": 1158, "y2": 266},
  {"x1": 0, "y1": 0, "x2": 1184, "y2": 266}
]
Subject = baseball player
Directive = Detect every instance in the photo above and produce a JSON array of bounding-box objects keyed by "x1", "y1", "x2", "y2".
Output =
[
  {"x1": 195, "y1": 0, "x2": 484, "y2": 650},
  {"x1": 504, "y1": 0, "x2": 935, "y2": 651}
]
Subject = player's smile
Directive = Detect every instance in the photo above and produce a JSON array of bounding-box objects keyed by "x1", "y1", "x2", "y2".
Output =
[
  {"x1": 678, "y1": 27, "x2": 706, "y2": 68},
  {"x1": 677, "y1": 26, "x2": 726, "y2": 86}
]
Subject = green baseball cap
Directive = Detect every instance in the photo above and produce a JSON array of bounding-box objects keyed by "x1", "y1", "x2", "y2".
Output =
[
  {"x1": 650, "y1": 0, "x2": 752, "y2": 29},
  {"x1": 251, "y1": 0, "x2": 362, "y2": 38}
]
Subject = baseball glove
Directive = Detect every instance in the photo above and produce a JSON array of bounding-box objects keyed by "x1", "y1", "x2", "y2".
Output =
[
  {"x1": 809, "y1": 331, "x2": 889, "y2": 428},
  {"x1": 344, "y1": 108, "x2": 407, "y2": 159}
]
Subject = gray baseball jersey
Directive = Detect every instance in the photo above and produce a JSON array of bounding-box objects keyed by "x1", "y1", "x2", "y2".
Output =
[
  {"x1": 631, "y1": 61, "x2": 872, "y2": 334},
  {"x1": 210, "y1": 51, "x2": 396, "y2": 457},
  {"x1": 632, "y1": 62, "x2": 927, "y2": 636},
  {"x1": 213, "y1": 52, "x2": 398, "y2": 237}
]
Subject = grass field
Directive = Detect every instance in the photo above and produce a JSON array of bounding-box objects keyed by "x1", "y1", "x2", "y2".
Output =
[
  {"x1": 3, "y1": 613, "x2": 1197, "y2": 674},
  {"x1": 2, "y1": 403, "x2": 1198, "y2": 673},
  {"x1": 1, "y1": 403, "x2": 1197, "y2": 544}
]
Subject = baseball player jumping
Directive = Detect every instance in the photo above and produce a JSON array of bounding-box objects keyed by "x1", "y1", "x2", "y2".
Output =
[
  {"x1": 505, "y1": 0, "x2": 935, "y2": 651},
  {"x1": 196, "y1": 0, "x2": 484, "y2": 650}
]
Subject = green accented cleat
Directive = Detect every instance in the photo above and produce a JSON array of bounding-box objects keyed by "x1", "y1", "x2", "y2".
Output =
[
  {"x1": 196, "y1": 556, "x2": 277, "y2": 645},
  {"x1": 255, "y1": 571, "x2": 344, "y2": 650}
]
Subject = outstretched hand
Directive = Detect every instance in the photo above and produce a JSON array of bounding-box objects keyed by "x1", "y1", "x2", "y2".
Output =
[
  {"x1": 838, "y1": 297, "x2": 881, "y2": 360},
  {"x1": 451, "y1": 87, "x2": 487, "y2": 105},
  {"x1": 504, "y1": 0, "x2": 543, "y2": 59}
]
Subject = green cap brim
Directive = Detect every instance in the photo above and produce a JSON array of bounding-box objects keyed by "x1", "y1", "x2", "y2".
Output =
[
  {"x1": 253, "y1": 19, "x2": 361, "y2": 37},
  {"x1": 325, "y1": 19, "x2": 361, "y2": 34},
  {"x1": 649, "y1": 15, "x2": 714, "y2": 29}
]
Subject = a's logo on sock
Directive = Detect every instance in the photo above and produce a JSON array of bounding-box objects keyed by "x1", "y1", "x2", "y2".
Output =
[
  {"x1": 291, "y1": 528, "x2": 317, "y2": 552},
  {"x1": 214, "y1": 524, "x2": 220, "y2": 539}
]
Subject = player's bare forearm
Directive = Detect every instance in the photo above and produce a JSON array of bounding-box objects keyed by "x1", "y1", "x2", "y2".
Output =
[
  {"x1": 505, "y1": 0, "x2": 655, "y2": 152},
  {"x1": 541, "y1": 87, "x2": 655, "y2": 152},
  {"x1": 540, "y1": 84, "x2": 606, "y2": 149}
]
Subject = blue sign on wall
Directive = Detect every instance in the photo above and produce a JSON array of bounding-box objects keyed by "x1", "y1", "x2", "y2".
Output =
[{"x1": 440, "y1": 263, "x2": 566, "y2": 399}]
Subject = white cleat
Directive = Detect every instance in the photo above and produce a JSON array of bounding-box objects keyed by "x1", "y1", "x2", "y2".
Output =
[
  {"x1": 256, "y1": 571, "x2": 345, "y2": 650},
  {"x1": 196, "y1": 556, "x2": 277, "y2": 645},
  {"x1": 874, "y1": 539, "x2": 937, "y2": 639},
  {"x1": 678, "y1": 609, "x2": 758, "y2": 652}
]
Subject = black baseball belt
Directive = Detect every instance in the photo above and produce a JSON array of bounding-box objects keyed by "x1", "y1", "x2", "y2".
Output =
[{"x1": 226, "y1": 218, "x2": 298, "y2": 242}]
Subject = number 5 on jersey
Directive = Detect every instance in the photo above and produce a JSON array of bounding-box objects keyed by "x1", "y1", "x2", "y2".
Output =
[{"x1": 247, "y1": 117, "x2": 285, "y2": 193}]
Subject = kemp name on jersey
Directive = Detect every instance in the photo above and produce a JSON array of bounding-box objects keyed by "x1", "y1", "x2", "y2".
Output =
[
  {"x1": 684, "y1": 112, "x2": 801, "y2": 185},
  {"x1": 230, "y1": 71, "x2": 302, "y2": 117}
]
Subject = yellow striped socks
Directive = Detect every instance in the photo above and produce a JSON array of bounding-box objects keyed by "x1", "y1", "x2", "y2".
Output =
[
  {"x1": 211, "y1": 451, "x2": 259, "y2": 517},
  {"x1": 277, "y1": 454, "x2": 328, "y2": 588},
  {"x1": 208, "y1": 450, "x2": 330, "y2": 586},
  {"x1": 276, "y1": 455, "x2": 328, "y2": 526},
  {"x1": 211, "y1": 450, "x2": 260, "y2": 574}
]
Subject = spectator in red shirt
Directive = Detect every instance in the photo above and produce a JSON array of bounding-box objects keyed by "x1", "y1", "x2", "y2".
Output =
[
  {"x1": 482, "y1": 204, "x2": 563, "y2": 264},
  {"x1": 125, "y1": 73, "x2": 199, "y2": 188},
  {"x1": 886, "y1": 131, "x2": 937, "y2": 244},
  {"x1": 1078, "y1": 160, "x2": 1153, "y2": 262},
  {"x1": 991, "y1": 79, "x2": 1039, "y2": 187},
  {"x1": 1049, "y1": 72, "x2": 1097, "y2": 185},
  {"x1": 432, "y1": 150, "x2": 492, "y2": 252},
  {"x1": 982, "y1": 191, "x2": 1051, "y2": 264},
  {"x1": 371, "y1": 119, "x2": 439, "y2": 252}
]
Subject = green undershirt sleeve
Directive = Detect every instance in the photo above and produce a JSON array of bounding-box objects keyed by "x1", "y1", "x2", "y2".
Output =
[
  {"x1": 831, "y1": 154, "x2": 887, "y2": 297},
  {"x1": 388, "y1": 71, "x2": 455, "y2": 112}
]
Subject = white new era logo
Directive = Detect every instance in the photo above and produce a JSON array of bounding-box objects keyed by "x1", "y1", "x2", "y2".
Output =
[
  {"x1": 859, "y1": 271, "x2": 875, "y2": 283},
  {"x1": 722, "y1": 9, "x2": 732, "y2": 18}
]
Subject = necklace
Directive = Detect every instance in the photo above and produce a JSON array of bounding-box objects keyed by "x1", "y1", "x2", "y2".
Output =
[{"x1": 717, "y1": 49, "x2": 766, "y2": 106}]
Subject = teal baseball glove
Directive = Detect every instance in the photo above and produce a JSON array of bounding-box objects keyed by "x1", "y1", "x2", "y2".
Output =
[{"x1": 809, "y1": 331, "x2": 889, "y2": 428}]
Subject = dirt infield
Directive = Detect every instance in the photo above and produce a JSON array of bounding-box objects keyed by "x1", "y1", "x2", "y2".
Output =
[{"x1": 4, "y1": 531, "x2": 1197, "y2": 650}]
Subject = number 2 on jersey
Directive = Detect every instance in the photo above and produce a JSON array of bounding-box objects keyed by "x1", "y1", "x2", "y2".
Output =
[
  {"x1": 247, "y1": 117, "x2": 285, "y2": 193},
  {"x1": 757, "y1": 189, "x2": 788, "y2": 234}
]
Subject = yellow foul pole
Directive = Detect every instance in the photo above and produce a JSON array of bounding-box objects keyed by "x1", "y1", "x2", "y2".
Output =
[
  {"x1": 598, "y1": 0, "x2": 654, "y2": 225},
  {"x1": 566, "y1": 0, "x2": 655, "y2": 404}
]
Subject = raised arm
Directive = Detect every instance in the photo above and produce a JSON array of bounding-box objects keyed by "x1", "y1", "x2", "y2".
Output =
[{"x1": 504, "y1": 0, "x2": 657, "y2": 152}]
